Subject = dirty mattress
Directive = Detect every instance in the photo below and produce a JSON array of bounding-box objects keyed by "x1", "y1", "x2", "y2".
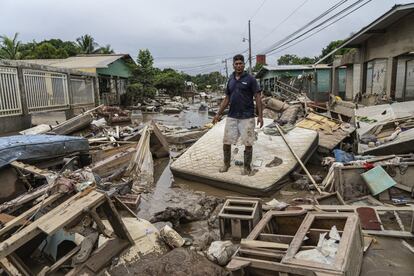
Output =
[
  {"x1": 171, "y1": 118, "x2": 318, "y2": 195},
  {"x1": 0, "y1": 135, "x2": 89, "y2": 168}
]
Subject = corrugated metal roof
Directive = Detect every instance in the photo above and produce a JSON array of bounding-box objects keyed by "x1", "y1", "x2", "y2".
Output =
[
  {"x1": 263, "y1": 64, "x2": 331, "y2": 71},
  {"x1": 21, "y1": 54, "x2": 132, "y2": 69},
  {"x1": 342, "y1": 3, "x2": 414, "y2": 47},
  {"x1": 255, "y1": 64, "x2": 331, "y2": 78}
]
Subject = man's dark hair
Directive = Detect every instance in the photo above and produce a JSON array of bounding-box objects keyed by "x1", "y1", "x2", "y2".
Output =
[{"x1": 233, "y1": 54, "x2": 244, "y2": 63}]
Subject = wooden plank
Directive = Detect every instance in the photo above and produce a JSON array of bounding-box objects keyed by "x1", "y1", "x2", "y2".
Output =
[
  {"x1": 231, "y1": 256, "x2": 318, "y2": 276},
  {"x1": 89, "y1": 209, "x2": 112, "y2": 237},
  {"x1": 0, "y1": 257, "x2": 22, "y2": 276},
  {"x1": 0, "y1": 193, "x2": 62, "y2": 237},
  {"x1": 226, "y1": 258, "x2": 251, "y2": 271},
  {"x1": 258, "y1": 233, "x2": 294, "y2": 244},
  {"x1": 8, "y1": 253, "x2": 31, "y2": 276},
  {"x1": 71, "y1": 238, "x2": 129, "y2": 274},
  {"x1": 0, "y1": 191, "x2": 103, "y2": 259},
  {"x1": 363, "y1": 229, "x2": 414, "y2": 238},
  {"x1": 10, "y1": 161, "x2": 55, "y2": 178},
  {"x1": 101, "y1": 194, "x2": 133, "y2": 243},
  {"x1": 38, "y1": 191, "x2": 105, "y2": 235},
  {"x1": 51, "y1": 113, "x2": 94, "y2": 135},
  {"x1": 91, "y1": 147, "x2": 135, "y2": 177},
  {"x1": 0, "y1": 184, "x2": 52, "y2": 213},
  {"x1": 240, "y1": 239, "x2": 289, "y2": 250},
  {"x1": 299, "y1": 205, "x2": 414, "y2": 212},
  {"x1": 239, "y1": 248, "x2": 285, "y2": 259}
]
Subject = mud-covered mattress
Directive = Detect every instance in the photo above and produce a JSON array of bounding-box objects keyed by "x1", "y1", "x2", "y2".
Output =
[{"x1": 171, "y1": 118, "x2": 318, "y2": 195}]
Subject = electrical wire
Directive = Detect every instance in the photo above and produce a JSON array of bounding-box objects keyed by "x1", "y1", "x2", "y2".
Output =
[
  {"x1": 262, "y1": 0, "x2": 368, "y2": 55},
  {"x1": 253, "y1": 0, "x2": 309, "y2": 47},
  {"x1": 267, "y1": 0, "x2": 373, "y2": 58},
  {"x1": 258, "y1": 0, "x2": 349, "y2": 54}
]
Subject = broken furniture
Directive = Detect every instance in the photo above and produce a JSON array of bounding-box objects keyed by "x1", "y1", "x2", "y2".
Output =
[
  {"x1": 227, "y1": 211, "x2": 363, "y2": 276},
  {"x1": 219, "y1": 197, "x2": 262, "y2": 240},
  {"x1": 315, "y1": 192, "x2": 346, "y2": 205},
  {"x1": 300, "y1": 205, "x2": 414, "y2": 238},
  {"x1": 331, "y1": 160, "x2": 414, "y2": 201},
  {"x1": 0, "y1": 190, "x2": 133, "y2": 275},
  {"x1": 295, "y1": 112, "x2": 355, "y2": 154}
]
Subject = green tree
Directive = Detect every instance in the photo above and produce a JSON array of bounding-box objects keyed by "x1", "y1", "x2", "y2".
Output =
[
  {"x1": 320, "y1": 40, "x2": 351, "y2": 64},
  {"x1": 99, "y1": 44, "x2": 115, "y2": 54},
  {"x1": 30, "y1": 42, "x2": 69, "y2": 59},
  {"x1": 253, "y1": 63, "x2": 265, "y2": 73},
  {"x1": 135, "y1": 49, "x2": 155, "y2": 89},
  {"x1": 0, "y1": 33, "x2": 21, "y2": 59},
  {"x1": 154, "y1": 69, "x2": 185, "y2": 97},
  {"x1": 76, "y1": 34, "x2": 100, "y2": 54},
  {"x1": 277, "y1": 54, "x2": 317, "y2": 65}
]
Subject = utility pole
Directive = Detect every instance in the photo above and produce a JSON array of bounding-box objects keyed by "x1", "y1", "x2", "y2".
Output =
[
  {"x1": 223, "y1": 59, "x2": 229, "y2": 80},
  {"x1": 248, "y1": 20, "x2": 252, "y2": 74}
]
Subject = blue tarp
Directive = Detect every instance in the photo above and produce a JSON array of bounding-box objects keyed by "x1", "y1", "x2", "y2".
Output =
[{"x1": 0, "y1": 135, "x2": 89, "y2": 169}]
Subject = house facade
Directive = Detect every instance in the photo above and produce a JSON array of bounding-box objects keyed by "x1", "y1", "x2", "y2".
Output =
[
  {"x1": 332, "y1": 4, "x2": 414, "y2": 105},
  {"x1": 23, "y1": 54, "x2": 135, "y2": 105}
]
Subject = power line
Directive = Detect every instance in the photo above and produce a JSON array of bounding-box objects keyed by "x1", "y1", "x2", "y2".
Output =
[
  {"x1": 258, "y1": 0, "x2": 348, "y2": 54},
  {"x1": 268, "y1": 0, "x2": 373, "y2": 58},
  {"x1": 253, "y1": 0, "x2": 309, "y2": 47},
  {"x1": 249, "y1": 0, "x2": 267, "y2": 20},
  {"x1": 263, "y1": 0, "x2": 367, "y2": 56}
]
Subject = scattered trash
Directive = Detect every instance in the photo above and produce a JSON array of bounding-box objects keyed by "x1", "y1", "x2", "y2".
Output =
[
  {"x1": 160, "y1": 225, "x2": 185, "y2": 249},
  {"x1": 206, "y1": 240, "x2": 238, "y2": 265}
]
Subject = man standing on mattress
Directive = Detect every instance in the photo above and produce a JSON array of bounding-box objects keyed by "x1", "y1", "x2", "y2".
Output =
[{"x1": 212, "y1": 54, "x2": 263, "y2": 176}]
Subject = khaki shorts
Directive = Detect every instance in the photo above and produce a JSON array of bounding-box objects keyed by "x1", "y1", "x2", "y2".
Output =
[{"x1": 223, "y1": 117, "x2": 256, "y2": 146}]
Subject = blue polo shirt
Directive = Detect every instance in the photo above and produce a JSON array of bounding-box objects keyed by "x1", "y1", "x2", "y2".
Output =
[{"x1": 226, "y1": 71, "x2": 261, "y2": 119}]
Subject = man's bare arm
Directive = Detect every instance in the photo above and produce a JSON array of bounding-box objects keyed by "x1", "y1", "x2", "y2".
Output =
[{"x1": 212, "y1": 95, "x2": 230, "y2": 124}]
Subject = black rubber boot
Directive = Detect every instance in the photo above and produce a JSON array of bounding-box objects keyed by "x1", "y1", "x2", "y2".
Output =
[
  {"x1": 219, "y1": 144, "x2": 231, "y2": 173},
  {"x1": 243, "y1": 146, "x2": 253, "y2": 176}
]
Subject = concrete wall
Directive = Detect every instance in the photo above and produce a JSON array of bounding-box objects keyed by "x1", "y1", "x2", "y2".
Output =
[
  {"x1": 0, "y1": 114, "x2": 32, "y2": 135},
  {"x1": 333, "y1": 12, "x2": 414, "y2": 102}
]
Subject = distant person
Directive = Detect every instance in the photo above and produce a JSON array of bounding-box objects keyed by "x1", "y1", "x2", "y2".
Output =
[{"x1": 212, "y1": 54, "x2": 263, "y2": 176}]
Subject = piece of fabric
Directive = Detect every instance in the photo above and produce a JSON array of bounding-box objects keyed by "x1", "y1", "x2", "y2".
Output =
[
  {"x1": 226, "y1": 71, "x2": 261, "y2": 119},
  {"x1": 223, "y1": 117, "x2": 256, "y2": 146}
]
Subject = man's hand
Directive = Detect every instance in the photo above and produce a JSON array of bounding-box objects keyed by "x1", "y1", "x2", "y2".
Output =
[
  {"x1": 257, "y1": 116, "x2": 264, "y2": 128},
  {"x1": 212, "y1": 115, "x2": 221, "y2": 124}
]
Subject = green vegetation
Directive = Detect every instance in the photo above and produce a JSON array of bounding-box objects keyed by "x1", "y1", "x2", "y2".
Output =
[{"x1": 0, "y1": 32, "x2": 116, "y2": 59}]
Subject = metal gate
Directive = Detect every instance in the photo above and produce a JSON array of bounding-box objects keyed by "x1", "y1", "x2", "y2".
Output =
[
  {"x1": 0, "y1": 67, "x2": 22, "y2": 117},
  {"x1": 71, "y1": 78, "x2": 95, "y2": 106},
  {"x1": 23, "y1": 69, "x2": 69, "y2": 113}
]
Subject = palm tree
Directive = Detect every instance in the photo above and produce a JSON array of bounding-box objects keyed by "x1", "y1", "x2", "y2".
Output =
[
  {"x1": 0, "y1": 33, "x2": 21, "y2": 59},
  {"x1": 99, "y1": 44, "x2": 115, "y2": 54},
  {"x1": 76, "y1": 34, "x2": 100, "y2": 54}
]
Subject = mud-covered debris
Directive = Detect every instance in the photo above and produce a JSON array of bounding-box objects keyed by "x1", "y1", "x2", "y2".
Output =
[
  {"x1": 109, "y1": 247, "x2": 227, "y2": 276},
  {"x1": 151, "y1": 207, "x2": 197, "y2": 227},
  {"x1": 206, "y1": 240, "x2": 238, "y2": 266},
  {"x1": 160, "y1": 225, "x2": 185, "y2": 248}
]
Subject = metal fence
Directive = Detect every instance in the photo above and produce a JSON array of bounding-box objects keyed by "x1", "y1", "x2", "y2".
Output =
[
  {"x1": 0, "y1": 67, "x2": 22, "y2": 117},
  {"x1": 71, "y1": 77, "x2": 95, "y2": 106},
  {"x1": 23, "y1": 69, "x2": 69, "y2": 113}
]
